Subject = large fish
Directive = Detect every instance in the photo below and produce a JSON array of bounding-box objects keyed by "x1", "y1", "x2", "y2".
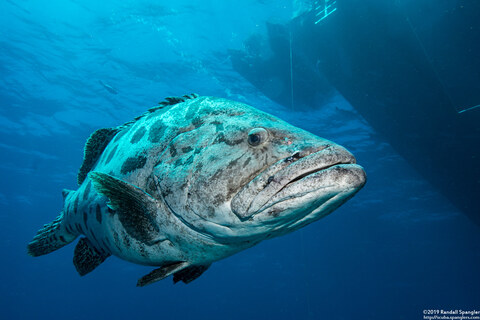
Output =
[{"x1": 27, "y1": 94, "x2": 366, "y2": 286}]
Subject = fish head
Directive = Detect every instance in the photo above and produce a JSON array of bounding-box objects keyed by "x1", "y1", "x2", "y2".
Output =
[{"x1": 154, "y1": 97, "x2": 366, "y2": 241}]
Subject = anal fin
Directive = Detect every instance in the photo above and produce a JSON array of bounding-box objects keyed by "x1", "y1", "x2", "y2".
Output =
[
  {"x1": 73, "y1": 237, "x2": 110, "y2": 276},
  {"x1": 173, "y1": 264, "x2": 210, "y2": 284},
  {"x1": 137, "y1": 261, "x2": 188, "y2": 287}
]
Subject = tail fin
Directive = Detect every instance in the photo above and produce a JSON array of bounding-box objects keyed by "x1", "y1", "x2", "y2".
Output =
[{"x1": 27, "y1": 212, "x2": 76, "y2": 257}]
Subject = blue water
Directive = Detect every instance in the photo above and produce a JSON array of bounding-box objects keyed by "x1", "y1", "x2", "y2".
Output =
[{"x1": 1, "y1": 1, "x2": 479, "y2": 319}]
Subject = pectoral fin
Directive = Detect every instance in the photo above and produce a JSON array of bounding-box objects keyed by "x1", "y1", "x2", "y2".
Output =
[
  {"x1": 89, "y1": 172, "x2": 160, "y2": 245},
  {"x1": 137, "y1": 261, "x2": 188, "y2": 287}
]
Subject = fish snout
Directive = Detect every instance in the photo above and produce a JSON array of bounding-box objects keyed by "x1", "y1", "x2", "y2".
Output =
[
  {"x1": 303, "y1": 144, "x2": 365, "y2": 190},
  {"x1": 231, "y1": 142, "x2": 363, "y2": 221}
]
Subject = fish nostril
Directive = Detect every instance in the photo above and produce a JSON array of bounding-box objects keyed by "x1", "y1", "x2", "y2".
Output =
[{"x1": 284, "y1": 151, "x2": 301, "y2": 163}]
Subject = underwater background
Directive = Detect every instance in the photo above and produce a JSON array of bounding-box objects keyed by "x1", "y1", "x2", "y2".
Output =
[{"x1": 1, "y1": 0, "x2": 479, "y2": 319}]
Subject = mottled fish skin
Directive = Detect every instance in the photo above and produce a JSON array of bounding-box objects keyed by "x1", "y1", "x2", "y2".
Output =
[{"x1": 32, "y1": 96, "x2": 366, "y2": 282}]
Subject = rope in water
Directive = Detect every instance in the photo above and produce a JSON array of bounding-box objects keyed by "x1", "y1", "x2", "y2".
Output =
[{"x1": 289, "y1": 29, "x2": 295, "y2": 111}]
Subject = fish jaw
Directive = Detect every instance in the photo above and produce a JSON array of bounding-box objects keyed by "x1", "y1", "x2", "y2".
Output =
[{"x1": 231, "y1": 144, "x2": 366, "y2": 224}]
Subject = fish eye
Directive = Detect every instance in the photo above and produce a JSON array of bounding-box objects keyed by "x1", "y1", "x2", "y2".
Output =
[{"x1": 247, "y1": 128, "x2": 268, "y2": 147}]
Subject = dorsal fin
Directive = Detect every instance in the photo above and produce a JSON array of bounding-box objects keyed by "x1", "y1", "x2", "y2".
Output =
[
  {"x1": 158, "y1": 93, "x2": 199, "y2": 107},
  {"x1": 116, "y1": 93, "x2": 199, "y2": 131},
  {"x1": 77, "y1": 127, "x2": 119, "y2": 185}
]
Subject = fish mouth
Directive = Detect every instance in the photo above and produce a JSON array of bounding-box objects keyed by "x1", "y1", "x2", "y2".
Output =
[
  {"x1": 231, "y1": 145, "x2": 365, "y2": 221},
  {"x1": 276, "y1": 162, "x2": 346, "y2": 194}
]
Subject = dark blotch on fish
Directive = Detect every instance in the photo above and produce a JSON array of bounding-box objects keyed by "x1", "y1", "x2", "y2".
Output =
[
  {"x1": 83, "y1": 181, "x2": 91, "y2": 200},
  {"x1": 102, "y1": 238, "x2": 111, "y2": 251},
  {"x1": 113, "y1": 231, "x2": 120, "y2": 246},
  {"x1": 73, "y1": 196, "x2": 79, "y2": 215},
  {"x1": 214, "y1": 133, "x2": 226, "y2": 144},
  {"x1": 226, "y1": 157, "x2": 240, "y2": 169},
  {"x1": 146, "y1": 178, "x2": 157, "y2": 196},
  {"x1": 121, "y1": 155, "x2": 147, "y2": 174},
  {"x1": 214, "y1": 132, "x2": 243, "y2": 146},
  {"x1": 212, "y1": 194, "x2": 225, "y2": 206},
  {"x1": 162, "y1": 187, "x2": 173, "y2": 197},
  {"x1": 181, "y1": 146, "x2": 193, "y2": 154},
  {"x1": 205, "y1": 206, "x2": 215, "y2": 218},
  {"x1": 113, "y1": 129, "x2": 127, "y2": 143},
  {"x1": 91, "y1": 231, "x2": 98, "y2": 243},
  {"x1": 139, "y1": 246, "x2": 148, "y2": 258},
  {"x1": 96, "y1": 204, "x2": 102, "y2": 224},
  {"x1": 169, "y1": 145, "x2": 177, "y2": 158},
  {"x1": 184, "y1": 155, "x2": 194, "y2": 166},
  {"x1": 105, "y1": 145, "x2": 118, "y2": 165},
  {"x1": 123, "y1": 233, "x2": 131, "y2": 248},
  {"x1": 174, "y1": 158, "x2": 183, "y2": 167},
  {"x1": 192, "y1": 117, "x2": 204, "y2": 128},
  {"x1": 149, "y1": 120, "x2": 166, "y2": 143},
  {"x1": 178, "y1": 125, "x2": 195, "y2": 134},
  {"x1": 211, "y1": 120, "x2": 224, "y2": 132},
  {"x1": 131, "y1": 126, "x2": 146, "y2": 144}
]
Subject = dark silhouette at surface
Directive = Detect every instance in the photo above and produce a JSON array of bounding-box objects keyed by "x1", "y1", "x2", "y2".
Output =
[{"x1": 231, "y1": 0, "x2": 480, "y2": 225}]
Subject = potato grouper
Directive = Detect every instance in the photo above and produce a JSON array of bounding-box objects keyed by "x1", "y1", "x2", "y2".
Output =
[{"x1": 27, "y1": 95, "x2": 366, "y2": 286}]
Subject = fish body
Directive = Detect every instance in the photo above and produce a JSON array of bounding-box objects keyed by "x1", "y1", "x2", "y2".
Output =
[
  {"x1": 99, "y1": 80, "x2": 118, "y2": 94},
  {"x1": 28, "y1": 95, "x2": 366, "y2": 286}
]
